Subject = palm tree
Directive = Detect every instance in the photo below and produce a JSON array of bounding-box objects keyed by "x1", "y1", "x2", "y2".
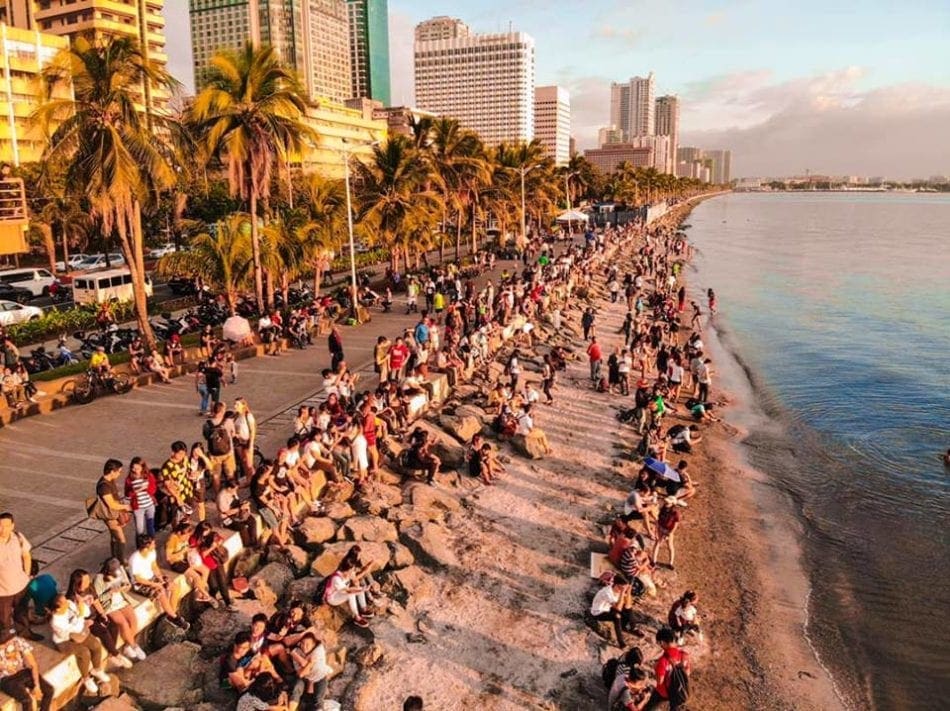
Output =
[
  {"x1": 261, "y1": 208, "x2": 307, "y2": 307},
  {"x1": 156, "y1": 215, "x2": 252, "y2": 314},
  {"x1": 355, "y1": 135, "x2": 439, "y2": 273},
  {"x1": 34, "y1": 35, "x2": 177, "y2": 348},
  {"x1": 298, "y1": 174, "x2": 346, "y2": 295},
  {"x1": 190, "y1": 42, "x2": 312, "y2": 312}
]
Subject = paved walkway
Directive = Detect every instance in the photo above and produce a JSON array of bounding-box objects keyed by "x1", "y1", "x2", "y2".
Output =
[{"x1": 0, "y1": 252, "x2": 525, "y2": 569}]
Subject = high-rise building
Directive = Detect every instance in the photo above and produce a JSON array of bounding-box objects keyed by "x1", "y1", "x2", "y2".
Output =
[
  {"x1": 190, "y1": 0, "x2": 352, "y2": 104},
  {"x1": 28, "y1": 0, "x2": 168, "y2": 112},
  {"x1": 705, "y1": 149, "x2": 731, "y2": 183},
  {"x1": 347, "y1": 0, "x2": 389, "y2": 104},
  {"x1": 414, "y1": 16, "x2": 535, "y2": 145},
  {"x1": 0, "y1": 24, "x2": 71, "y2": 165},
  {"x1": 583, "y1": 143, "x2": 653, "y2": 174},
  {"x1": 609, "y1": 73, "x2": 654, "y2": 141},
  {"x1": 654, "y1": 95, "x2": 678, "y2": 174},
  {"x1": 533, "y1": 86, "x2": 570, "y2": 166},
  {"x1": 598, "y1": 126, "x2": 624, "y2": 146}
]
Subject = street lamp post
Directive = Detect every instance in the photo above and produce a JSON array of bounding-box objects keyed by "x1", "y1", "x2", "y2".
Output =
[{"x1": 341, "y1": 137, "x2": 379, "y2": 321}]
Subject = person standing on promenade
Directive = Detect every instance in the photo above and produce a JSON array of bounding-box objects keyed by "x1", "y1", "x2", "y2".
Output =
[
  {"x1": 96, "y1": 460, "x2": 132, "y2": 562},
  {"x1": 328, "y1": 326, "x2": 345, "y2": 372},
  {"x1": 588, "y1": 337, "x2": 603, "y2": 383},
  {"x1": 582, "y1": 307, "x2": 596, "y2": 340},
  {"x1": 0, "y1": 514, "x2": 35, "y2": 639},
  {"x1": 374, "y1": 336, "x2": 391, "y2": 383},
  {"x1": 696, "y1": 358, "x2": 713, "y2": 404}
]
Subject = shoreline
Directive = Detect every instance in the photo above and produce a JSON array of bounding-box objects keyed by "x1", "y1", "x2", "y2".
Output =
[{"x1": 675, "y1": 197, "x2": 845, "y2": 710}]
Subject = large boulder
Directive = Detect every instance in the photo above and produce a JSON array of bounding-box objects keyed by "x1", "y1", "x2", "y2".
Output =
[
  {"x1": 149, "y1": 616, "x2": 188, "y2": 651},
  {"x1": 339, "y1": 516, "x2": 398, "y2": 543},
  {"x1": 90, "y1": 693, "x2": 140, "y2": 711},
  {"x1": 323, "y1": 501, "x2": 355, "y2": 521},
  {"x1": 455, "y1": 403, "x2": 492, "y2": 424},
  {"x1": 386, "y1": 504, "x2": 446, "y2": 528},
  {"x1": 229, "y1": 548, "x2": 263, "y2": 579},
  {"x1": 308, "y1": 598, "x2": 351, "y2": 634},
  {"x1": 311, "y1": 541, "x2": 390, "y2": 577},
  {"x1": 408, "y1": 483, "x2": 461, "y2": 513},
  {"x1": 118, "y1": 642, "x2": 206, "y2": 710},
  {"x1": 356, "y1": 482, "x2": 404, "y2": 516},
  {"x1": 415, "y1": 422, "x2": 466, "y2": 470},
  {"x1": 285, "y1": 576, "x2": 322, "y2": 604},
  {"x1": 513, "y1": 429, "x2": 550, "y2": 459},
  {"x1": 400, "y1": 522, "x2": 459, "y2": 568},
  {"x1": 249, "y1": 562, "x2": 294, "y2": 603},
  {"x1": 194, "y1": 603, "x2": 257, "y2": 657},
  {"x1": 267, "y1": 544, "x2": 311, "y2": 577},
  {"x1": 388, "y1": 542, "x2": 415, "y2": 569},
  {"x1": 438, "y1": 413, "x2": 482, "y2": 443},
  {"x1": 297, "y1": 517, "x2": 337, "y2": 550}
]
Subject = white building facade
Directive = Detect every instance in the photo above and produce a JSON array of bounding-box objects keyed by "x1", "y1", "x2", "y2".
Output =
[
  {"x1": 609, "y1": 72, "x2": 655, "y2": 140},
  {"x1": 414, "y1": 16, "x2": 535, "y2": 145},
  {"x1": 534, "y1": 85, "x2": 570, "y2": 165}
]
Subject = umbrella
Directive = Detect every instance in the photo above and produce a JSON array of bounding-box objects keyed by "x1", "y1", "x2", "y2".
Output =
[
  {"x1": 222, "y1": 314, "x2": 252, "y2": 343},
  {"x1": 643, "y1": 457, "x2": 682, "y2": 483},
  {"x1": 555, "y1": 209, "x2": 589, "y2": 222}
]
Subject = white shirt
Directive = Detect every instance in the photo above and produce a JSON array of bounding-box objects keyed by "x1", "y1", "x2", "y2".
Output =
[
  {"x1": 128, "y1": 548, "x2": 157, "y2": 583},
  {"x1": 516, "y1": 413, "x2": 533, "y2": 436},
  {"x1": 50, "y1": 600, "x2": 86, "y2": 644},
  {"x1": 590, "y1": 585, "x2": 620, "y2": 616}
]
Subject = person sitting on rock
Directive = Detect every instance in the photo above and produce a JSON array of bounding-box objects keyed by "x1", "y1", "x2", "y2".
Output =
[
  {"x1": 323, "y1": 557, "x2": 374, "y2": 629},
  {"x1": 406, "y1": 428, "x2": 441, "y2": 485},
  {"x1": 515, "y1": 404, "x2": 552, "y2": 455},
  {"x1": 221, "y1": 631, "x2": 279, "y2": 694}
]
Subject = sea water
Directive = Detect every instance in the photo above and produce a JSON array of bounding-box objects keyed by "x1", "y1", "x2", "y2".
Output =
[{"x1": 687, "y1": 192, "x2": 950, "y2": 710}]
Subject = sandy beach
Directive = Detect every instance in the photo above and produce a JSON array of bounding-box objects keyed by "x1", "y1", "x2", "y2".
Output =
[{"x1": 330, "y1": 199, "x2": 844, "y2": 709}]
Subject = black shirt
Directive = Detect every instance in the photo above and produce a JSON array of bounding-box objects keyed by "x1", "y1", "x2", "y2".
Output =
[{"x1": 204, "y1": 364, "x2": 222, "y2": 389}]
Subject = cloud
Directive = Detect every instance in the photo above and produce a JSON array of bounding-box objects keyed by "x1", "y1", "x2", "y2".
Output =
[
  {"x1": 590, "y1": 25, "x2": 645, "y2": 46},
  {"x1": 681, "y1": 79, "x2": 950, "y2": 179},
  {"x1": 554, "y1": 72, "x2": 612, "y2": 150},
  {"x1": 164, "y1": 0, "x2": 194, "y2": 95},
  {"x1": 703, "y1": 11, "x2": 725, "y2": 26}
]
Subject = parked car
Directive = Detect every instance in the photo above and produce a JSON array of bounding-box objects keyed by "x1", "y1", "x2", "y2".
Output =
[
  {"x1": 0, "y1": 299, "x2": 43, "y2": 325},
  {"x1": 147, "y1": 243, "x2": 177, "y2": 259},
  {"x1": 0, "y1": 282, "x2": 33, "y2": 303},
  {"x1": 55, "y1": 253, "x2": 90, "y2": 272},
  {"x1": 0, "y1": 267, "x2": 58, "y2": 297},
  {"x1": 76, "y1": 253, "x2": 125, "y2": 270}
]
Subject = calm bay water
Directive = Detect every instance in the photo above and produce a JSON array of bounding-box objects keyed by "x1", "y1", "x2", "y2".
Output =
[{"x1": 687, "y1": 192, "x2": 950, "y2": 709}]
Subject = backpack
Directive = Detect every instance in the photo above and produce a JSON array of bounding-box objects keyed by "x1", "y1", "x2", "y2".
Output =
[
  {"x1": 667, "y1": 424, "x2": 686, "y2": 439},
  {"x1": 319, "y1": 573, "x2": 339, "y2": 605},
  {"x1": 601, "y1": 656, "x2": 621, "y2": 688},
  {"x1": 596, "y1": 377, "x2": 608, "y2": 393},
  {"x1": 666, "y1": 652, "x2": 690, "y2": 707},
  {"x1": 204, "y1": 419, "x2": 231, "y2": 456}
]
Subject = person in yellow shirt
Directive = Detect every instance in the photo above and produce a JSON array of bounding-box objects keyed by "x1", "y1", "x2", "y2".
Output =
[{"x1": 88, "y1": 347, "x2": 113, "y2": 383}]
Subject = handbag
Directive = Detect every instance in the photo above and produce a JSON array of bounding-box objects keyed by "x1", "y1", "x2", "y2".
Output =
[{"x1": 85, "y1": 495, "x2": 114, "y2": 522}]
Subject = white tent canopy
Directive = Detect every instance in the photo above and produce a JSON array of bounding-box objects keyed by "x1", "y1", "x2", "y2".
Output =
[{"x1": 556, "y1": 209, "x2": 589, "y2": 222}]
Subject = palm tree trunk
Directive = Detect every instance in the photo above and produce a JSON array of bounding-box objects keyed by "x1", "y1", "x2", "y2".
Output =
[
  {"x1": 471, "y1": 203, "x2": 477, "y2": 255},
  {"x1": 249, "y1": 188, "x2": 264, "y2": 312},
  {"x1": 314, "y1": 262, "x2": 324, "y2": 296},
  {"x1": 39, "y1": 223, "x2": 56, "y2": 275},
  {"x1": 60, "y1": 218, "x2": 69, "y2": 271},
  {"x1": 265, "y1": 270, "x2": 275, "y2": 312},
  {"x1": 281, "y1": 273, "x2": 290, "y2": 307},
  {"x1": 455, "y1": 215, "x2": 462, "y2": 262},
  {"x1": 124, "y1": 201, "x2": 157, "y2": 350}
]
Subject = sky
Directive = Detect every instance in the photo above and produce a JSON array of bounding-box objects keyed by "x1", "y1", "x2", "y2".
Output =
[{"x1": 163, "y1": 0, "x2": 950, "y2": 179}]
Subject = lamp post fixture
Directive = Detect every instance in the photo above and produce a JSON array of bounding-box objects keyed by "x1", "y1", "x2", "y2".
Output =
[{"x1": 341, "y1": 137, "x2": 380, "y2": 321}]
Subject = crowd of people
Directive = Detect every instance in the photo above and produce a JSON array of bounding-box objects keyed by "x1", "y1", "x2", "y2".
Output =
[{"x1": 0, "y1": 206, "x2": 717, "y2": 710}]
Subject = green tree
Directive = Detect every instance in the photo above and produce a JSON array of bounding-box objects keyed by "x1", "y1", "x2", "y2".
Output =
[
  {"x1": 35, "y1": 35, "x2": 178, "y2": 348},
  {"x1": 297, "y1": 173, "x2": 346, "y2": 295},
  {"x1": 190, "y1": 42, "x2": 313, "y2": 312},
  {"x1": 156, "y1": 214, "x2": 252, "y2": 314}
]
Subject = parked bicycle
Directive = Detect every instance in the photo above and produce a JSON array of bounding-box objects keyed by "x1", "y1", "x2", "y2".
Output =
[{"x1": 63, "y1": 368, "x2": 134, "y2": 404}]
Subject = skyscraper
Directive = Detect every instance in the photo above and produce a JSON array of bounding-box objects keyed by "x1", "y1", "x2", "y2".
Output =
[
  {"x1": 534, "y1": 86, "x2": 570, "y2": 166},
  {"x1": 414, "y1": 16, "x2": 535, "y2": 145},
  {"x1": 27, "y1": 0, "x2": 169, "y2": 112},
  {"x1": 190, "y1": 0, "x2": 352, "y2": 104},
  {"x1": 609, "y1": 73, "x2": 655, "y2": 140},
  {"x1": 704, "y1": 149, "x2": 732, "y2": 183},
  {"x1": 347, "y1": 0, "x2": 390, "y2": 104},
  {"x1": 654, "y1": 95, "x2": 679, "y2": 174}
]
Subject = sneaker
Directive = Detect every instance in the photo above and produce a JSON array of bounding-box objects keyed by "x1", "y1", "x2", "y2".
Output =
[
  {"x1": 122, "y1": 646, "x2": 138, "y2": 660},
  {"x1": 353, "y1": 616, "x2": 369, "y2": 628},
  {"x1": 90, "y1": 669, "x2": 111, "y2": 684},
  {"x1": 180, "y1": 504, "x2": 194, "y2": 516},
  {"x1": 109, "y1": 654, "x2": 133, "y2": 669},
  {"x1": 83, "y1": 678, "x2": 100, "y2": 695}
]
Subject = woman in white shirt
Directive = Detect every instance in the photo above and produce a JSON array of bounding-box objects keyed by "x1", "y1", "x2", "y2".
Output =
[
  {"x1": 291, "y1": 632, "x2": 332, "y2": 709},
  {"x1": 48, "y1": 594, "x2": 111, "y2": 695},
  {"x1": 128, "y1": 536, "x2": 189, "y2": 630},
  {"x1": 324, "y1": 558, "x2": 373, "y2": 629},
  {"x1": 93, "y1": 558, "x2": 146, "y2": 661}
]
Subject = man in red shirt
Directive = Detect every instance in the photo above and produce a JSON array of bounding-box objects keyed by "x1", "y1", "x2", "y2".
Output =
[
  {"x1": 587, "y1": 336, "x2": 603, "y2": 382},
  {"x1": 388, "y1": 337, "x2": 410, "y2": 382},
  {"x1": 648, "y1": 627, "x2": 690, "y2": 709}
]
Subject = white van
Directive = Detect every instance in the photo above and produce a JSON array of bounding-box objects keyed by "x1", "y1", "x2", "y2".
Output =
[
  {"x1": 0, "y1": 267, "x2": 58, "y2": 297},
  {"x1": 71, "y1": 268, "x2": 153, "y2": 305}
]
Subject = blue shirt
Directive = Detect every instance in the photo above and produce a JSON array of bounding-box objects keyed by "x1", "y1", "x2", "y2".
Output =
[
  {"x1": 27, "y1": 574, "x2": 59, "y2": 615},
  {"x1": 414, "y1": 322, "x2": 429, "y2": 345}
]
